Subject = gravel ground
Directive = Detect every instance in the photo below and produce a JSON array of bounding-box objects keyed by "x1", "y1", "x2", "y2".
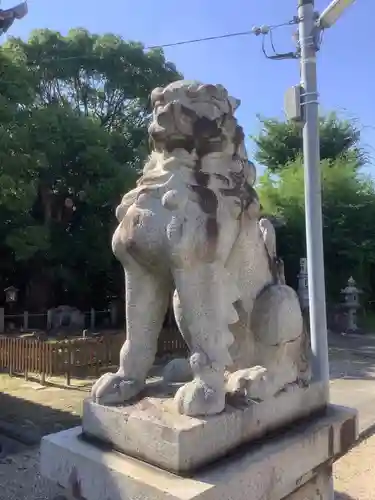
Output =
[
  {"x1": 0, "y1": 448, "x2": 65, "y2": 500},
  {"x1": 0, "y1": 435, "x2": 374, "y2": 500},
  {"x1": 334, "y1": 433, "x2": 375, "y2": 500},
  {"x1": 0, "y1": 375, "x2": 85, "y2": 444}
]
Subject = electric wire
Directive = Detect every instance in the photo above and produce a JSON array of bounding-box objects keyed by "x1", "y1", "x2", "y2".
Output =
[{"x1": 0, "y1": 17, "x2": 298, "y2": 66}]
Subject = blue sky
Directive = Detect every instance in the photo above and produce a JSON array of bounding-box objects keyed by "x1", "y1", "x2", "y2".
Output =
[{"x1": 4, "y1": 0, "x2": 373, "y2": 172}]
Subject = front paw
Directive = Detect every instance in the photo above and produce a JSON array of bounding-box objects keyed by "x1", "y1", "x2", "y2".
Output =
[
  {"x1": 91, "y1": 373, "x2": 144, "y2": 405},
  {"x1": 225, "y1": 366, "x2": 274, "y2": 401},
  {"x1": 174, "y1": 379, "x2": 226, "y2": 416}
]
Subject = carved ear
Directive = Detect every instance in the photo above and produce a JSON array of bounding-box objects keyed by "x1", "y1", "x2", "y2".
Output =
[{"x1": 228, "y1": 96, "x2": 241, "y2": 112}]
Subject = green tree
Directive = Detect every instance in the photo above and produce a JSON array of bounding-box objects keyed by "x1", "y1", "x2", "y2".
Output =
[
  {"x1": 0, "y1": 46, "x2": 42, "y2": 293},
  {"x1": 258, "y1": 157, "x2": 375, "y2": 299},
  {"x1": 5, "y1": 28, "x2": 182, "y2": 164},
  {"x1": 15, "y1": 104, "x2": 139, "y2": 309},
  {"x1": 0, "y1": 30, "x2": 182, "y2": 310},
  {"x1": 253, "y1": 113, "x2": 365, "y2": 172}
]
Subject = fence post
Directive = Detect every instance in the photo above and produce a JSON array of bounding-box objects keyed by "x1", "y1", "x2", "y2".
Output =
[
  {"x1": 23, "y1": 311, "x2": 29, "y2": 331},
  {"x1": 0, "y1": 308, "x2": 4, "y2": 333},
  {"x1": 9, "y1": 338, "x2": 13, "y2": 376},
  {"x1": 46, "y1": 309, "x2": 53, "y2": 331},
  {"x1": 66, "y1": 340, "x2": 71, "y2": 386},
  {"x1": 90, "y1": 308, "x2": 95, "y2": 331},
  {"x1": 24, "y1": 339, "x2": 29, "y2": 381},
  {"x1": 40, "y1": 341, "x2": 46, "y2": 385}
]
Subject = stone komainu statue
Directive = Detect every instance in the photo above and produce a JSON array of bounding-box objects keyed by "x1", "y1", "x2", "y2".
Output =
[{"x1": 92, "y1": 80, "x2": 310, "y2": 416}]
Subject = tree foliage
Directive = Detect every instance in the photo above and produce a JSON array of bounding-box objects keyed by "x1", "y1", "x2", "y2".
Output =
[
  {"x1": 0, "y1": 28, "x2": 181, "y2": 310},
  {"x1": 253, "y1": 113, "x2": 366, "y2": 172},
  {"x1": 6, "y1": 28, "x2": 182, "y2": 164},
  {"x1": 258, "y1": 157, "x2": 375, "y2": 299}
]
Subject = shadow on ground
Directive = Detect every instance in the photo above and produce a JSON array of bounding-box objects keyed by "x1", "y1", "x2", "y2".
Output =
[
  {"x1": 335, "y1": 493, "x2": 355, "y2": 499},
  {"x1": 0, "y1": 391, "x2": 81, "y2": 444},
  {"x1": 329, "y1": 346, "x2": 375, "y2": 381}
]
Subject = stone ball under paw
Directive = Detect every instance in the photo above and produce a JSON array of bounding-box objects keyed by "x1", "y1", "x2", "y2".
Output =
[{"x1": 163, "y1": 358, "x2": 192, "y2": 384}]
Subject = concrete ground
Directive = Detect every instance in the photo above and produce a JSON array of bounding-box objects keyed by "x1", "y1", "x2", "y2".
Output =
[{"x1": 1, "y1": 332, "x2": 375, "y2": 499}]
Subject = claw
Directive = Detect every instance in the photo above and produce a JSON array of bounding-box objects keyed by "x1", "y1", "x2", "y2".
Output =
[
  {"x1": 91, "y1": 373, "x2": 144, "y2": 405},
  {"x1": 174, "y1": 379, "x2": 226, "y2": 416}
]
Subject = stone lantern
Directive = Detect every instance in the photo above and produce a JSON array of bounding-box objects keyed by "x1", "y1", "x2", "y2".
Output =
[
  {"x1": 341, "y1": 276, "x2": 362, "y2": 333},
  {"x1": 4, "y1": 285, "x2": 19, "y2": 304},
  {"x1": 4, "y1": 285, "x2": 19, "y2": 329},
  {"x1": 297, "y1": 257, "x2": 309, "y2": 311}
]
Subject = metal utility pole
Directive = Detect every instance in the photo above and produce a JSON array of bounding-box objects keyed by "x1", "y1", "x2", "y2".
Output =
[
  {"x1": 296, "y1": 4, "x2": 356, "y2": 495},
  {"x1": 297, "y1": 0, "x2": 330, "y2": 388},
  {"x1": 255, "y1": 0, "x2": 356, "y2": 390},
  {"x1": 294, "y1": 0, "x2": 357, "y2": 389},
  {"x1": 257, "y1": 1, "x2": 357, "y2": 498}
]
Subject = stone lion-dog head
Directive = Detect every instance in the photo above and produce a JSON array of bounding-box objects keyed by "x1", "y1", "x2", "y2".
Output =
[
  {"x1": 117, "y1": 81, "x2": 259, "y2": 223},
  {"x1": 148, "y1": 80, "x2": 254, "y2": 175},
  {"x1": 148, "y1": 81, "x2": 257, "y2": 210}
]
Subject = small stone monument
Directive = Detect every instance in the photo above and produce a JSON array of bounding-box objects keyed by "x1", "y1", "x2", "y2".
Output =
[
  {"x1": 49, "y1": 305, "x2": 85, "y2": 332},
  {"x1": 341, "y1": 276, "x2": 362, "y2": 334},
  {"x1": 41, "y1": 80, "x2": 357, "y2": 500}
]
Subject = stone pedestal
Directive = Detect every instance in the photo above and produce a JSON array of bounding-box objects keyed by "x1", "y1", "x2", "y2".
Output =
[
  {"x1": 81, "y1": 381, "x2": 326, "y2": 473},
  {"x1": 41, "y1": 402, "x2": 357, "y2": 500}
]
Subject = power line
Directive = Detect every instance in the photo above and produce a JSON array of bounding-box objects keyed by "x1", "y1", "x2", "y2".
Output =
[
  {"x1": 0, "y1": 17, "x2": 298, "y2": 65},
  {"x1": 145, "y1": 19, "x2": 297, "y2": 49},
  {"x1": 145, "y1": 30, "x2": 255, "y2": 49}
]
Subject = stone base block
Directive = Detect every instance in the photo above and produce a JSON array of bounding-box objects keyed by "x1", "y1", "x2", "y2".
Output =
[
  {"x1": 286, "y1": 468, "x2": 333, "y2": 500},
  {"x1": 82, "y1": 381, "x2": 327, "y2": 473},
  {"x1": 41, "y1": 405, "x2": 358, "y2": 500}
]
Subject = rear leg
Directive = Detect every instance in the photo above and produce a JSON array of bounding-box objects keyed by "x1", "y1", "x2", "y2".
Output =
[{"x1": 92, "y1": 259, "x2": 170, "y2": 405}]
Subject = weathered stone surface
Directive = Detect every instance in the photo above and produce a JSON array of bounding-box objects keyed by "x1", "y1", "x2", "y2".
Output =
[
  {"x1": 83, "y1": 381, "x2": 327, "y2": 473},
  {"x1": 41, "y1": 405, "x2": 358, "y2": 500},
  {"x1": 285, "y1": 468, "x2": 332, "y2": 499},
  {"x1": 90, "y1": 79, "x2": 311, "y2": 417}
]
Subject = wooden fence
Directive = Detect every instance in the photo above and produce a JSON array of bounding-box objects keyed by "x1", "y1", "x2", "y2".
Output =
[{"x1": 0, "y1": 329, "x2": 188, "y2": 385}]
